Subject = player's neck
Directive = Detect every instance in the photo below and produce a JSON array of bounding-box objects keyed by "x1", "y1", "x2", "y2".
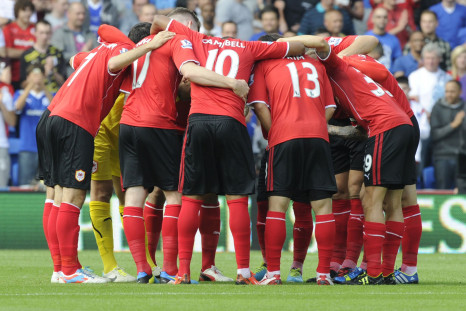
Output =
[
  {"x1": 373, "y1": 27, "x2": 386, "y2": 36},
  {"x1": 34, "y1": 42, "x2": 48, "y2": 53}
]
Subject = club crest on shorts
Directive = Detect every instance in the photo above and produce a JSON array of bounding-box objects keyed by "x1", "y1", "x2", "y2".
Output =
[
  {"x1": 75, "y1": 170, "x2": 86, "y2": 182},
  {"x1": 92, "y1": 161, "x2": 98, "y2": 173}
]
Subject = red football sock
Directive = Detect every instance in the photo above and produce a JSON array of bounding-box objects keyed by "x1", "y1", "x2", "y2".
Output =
[
  {"x1": 364, "y1": 221, "x2": 386, "y2": 277},
  {"x1": 143, "y1": 201, "x2": 164, "y2": 265},
  {"x1": 178, "y1": 196, "x2": 202, "y2": 277},
  {"x1": 401, "y1": 205, "x2": 422, "y2": 269},
  {"x1": 48, "y1": 204, "x2": 61, "y2": 272},
  {"x1": 162, "y1": 204, "x2": 181, "y2": 276},
  {"x1": 382, "y1": 221, "x2": 404, "y2": 276},
  {"x1": 227, "y1": 197, "x2": 251, "y2": 270},
  {"x1": 342, "y1": 198, "x2": 365, "y2": 269},
  {"x1": 292, "y1": 202, "x2": 313, "y2": 267},
  {"x1": 265, "y1": 211, "x2": 286, "y2": 273},
  {"x1": 123, "y1": 206, "x2": 151, "y2": 275},
  {"x1": 315, "y1": 214, "x2": 336, "y2": 274},
  {"x1": 256, "y1": 200, "x2": 268, "y2": 262},
  {"x1": 199, "y1": 202, "x2": 220, "y2": 271},
  {"x1": 43, "y1": 200, "x2": 53, "y2": 248},
  {"x1": 56, "y1": 202, "x2": 81, "y2": 275},
  {"x1": 330, "y1": 199, "x2": 351, "y2": 271}
]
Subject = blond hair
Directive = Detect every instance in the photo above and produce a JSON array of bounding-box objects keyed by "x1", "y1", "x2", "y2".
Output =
[{"x1": 450, "y1": 45, "x2": 466, "y2": 80}]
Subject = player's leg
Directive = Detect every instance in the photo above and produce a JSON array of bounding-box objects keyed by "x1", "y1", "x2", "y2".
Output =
[
  {"x1": 260, "y1": 195, "x2": 290, "y2": 285},
  {"x1": 144, "y1": 187, "x2": 165, "y2": 274},
  {"x1": 198, "y1": 194, "x2": 233, "y2": 282},
  {"x1": 382, "y1": 189, "x2": 404, "y2": 284}
]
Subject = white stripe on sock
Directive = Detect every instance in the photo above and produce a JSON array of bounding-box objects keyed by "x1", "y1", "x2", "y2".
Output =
[
  {"x1": 163, "y1": 215, "x2": 179, "y2": 219},
  {"x1": 266, "y1": 217, "x2": 286, "y2": 221},
  {"x1": 45, "y1": 199, "x2": 54, "y2": 204},
  {"x1": 386, "y1": 231, "x2": 403, "y2": 238},
  {"x1": 144, "y1": 203, "x2": 157, "y2": 210},
  {"x1": 64, "y1": 202, "x2": 81, "y2": 210},
  {"x1": 122, "y1": 215, "x2": 143, "y2": 219},
  {"x1": 333, "y1": 210, "x2": 351, "y2": 215},
  {"x1": 201, "y1": 205, "x2": 220, "y2": 208},
  {"x1": 257, "y1": 222, "x2": 266, "y2": 225},
  {"x1": 315, "y1": 219, "x2": 335, "y2": 224},
  {"x1": 367, "y1": 234, "x2": 385, "y2": 238},
  {"x1": 404, "y1": 213, "x2": 421, "y2": 219}
]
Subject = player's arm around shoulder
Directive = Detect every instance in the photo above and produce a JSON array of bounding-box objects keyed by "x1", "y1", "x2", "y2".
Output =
[
  {"x1": 337, "y1": 35, "x2": 379, "y2": 58},
  {"x1": 107, "y1": 31, "x2": 175, "y2": 73},
  {"x1": 278, "y1": 36, "x2": 329, "y2": 59},
  {"x1": 150, "y1": 15, "x2": 172, "y2": 34}
]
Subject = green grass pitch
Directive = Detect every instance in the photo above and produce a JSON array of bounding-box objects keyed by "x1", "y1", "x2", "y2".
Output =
[{"x1": 0, "y1": 250, "x2": 464, "y2": 311}]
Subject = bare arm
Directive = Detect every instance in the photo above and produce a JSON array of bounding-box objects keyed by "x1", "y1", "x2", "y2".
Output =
[
  {"x1": 0, "y1": 66, "x2": 11, "y2": 84},
  {"x1": 150, "y1": 15, "x2": 172, "y2": 35},
  {"x1": 325, "y1": 107, "x2": 336, "y2": 122},
  {"x1": 0, "y1": 92, "x2": 16, "y2": 127},
  {"x1": 327, "y1": 124, "x2": 367, "y2": 140},
  {"x1": 107, "y1": 31, "x2": 175, "y2": 73},
  {"x1": 388, "y1": 10, "x2": 408, "y2": 36},
  {"x1": 253, "y1": 102, "x2": 271, "y2": 133},
  {"x1": 14, "y1": 85, "x2": 32, "y2": 111},
  {"x1": 6, "y1": 47, "x2": 26, "y2": 59},
  {"x1": 279, "y1": 36, "x2": 329, "y2": 59},
  {"x1": 337, "y1": 35, "x2": 379, "y2": 57},
  {"x1": 180, "y1": 62, "x2": 249, "y2": 101}
]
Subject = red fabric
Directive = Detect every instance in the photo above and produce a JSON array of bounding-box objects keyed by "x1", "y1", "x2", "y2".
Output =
[
  {"x1": 56, "y1": 203, "x2": 81, "y2": 275},
  {"x1": 344, "y1": 54, "x2": 414, "y2": 118},
  {"x1": 2, "y1": 22, "x2": 35, "y2": 82},
  {"x1": 48, "y1": 204, "x2": 61, "y2": 272},
  {"x1": 320, "y1": 50, "x2": 412, "y2": 137},
  {"x1": 42, "y1": 201, "x2": 53, "y2": 248},
  {"x1": 382, "y1": 221, "x2": 404, "y2": 276},
  {"x1": 265, "y1": 211, "x2": 286, "y2": 272},
  {"x1": 331, "y1": 199, "x2": 351, "y2": 265},
  {"x1": 123, "y1": 206, "x2": 151, "y2": 275},
  {"x1": 120, "y1": 35, "x2": 198, "y2": 130},
  {"x1": 292, "y1": 202, "x2": 313, "y2": 264},
  {"x1": 256, "y1": 200, "x2": 268, "y2": 261},
  {"x1": 168, "y1": 19, "x2": 289, "y2": 126},
  {"x1": 227, "y1": 197, "x2": 251, "y2": 269},
  {"x1": 50, "y1": 41, "x2": 133, "y2": 136},
  {"x1": 344, "y1": 199, "x2": 365, "y2": 265},
  {"x1": 402, "y1": 205, "x2": 422, "y2": 267},
  {"x1": 143, "y1": 201, "x2": 164, "y2": 266},
  {"x1": 315, "y1": 214, "x2": 336, "y2": 274},
  {"x1": 247, "y1": 54, "x2": 334, "y2": 148},
  {"x1": 177, "y1": 197, "x2": 202, "y2": 277},
  {"x1": 162, "y1": 204, "x2": 181, "y2": 276},
  {"x1": 199, "y1": 204, "x2": 221, "y2": 271},
  {"x1": 364, "y1": 221, "x2": 386, "y2": 277},
  {"x1": 325, "y1": 35, "x2": 357, "y2": 54}
]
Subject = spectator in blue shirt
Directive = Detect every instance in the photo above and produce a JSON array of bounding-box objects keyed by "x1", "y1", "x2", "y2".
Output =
[
  {"x1": 365, "y1": 7, "x2": 402, "y2": 71},
  {"x1": 298, "y1": 0, "x2": 354, "y2": 35},
  {"x1": 430, "y1": 0, "x2": 466, "y2": 48},
  {"x1": 392, "y1": 31, "x2": 424, "y2": 78},
  {"x1": 13, "y1": 64, "x2": 52, "y2": 186},
  {"x1": 250, "y1": 6, "x2": 281, "y2": 41}
]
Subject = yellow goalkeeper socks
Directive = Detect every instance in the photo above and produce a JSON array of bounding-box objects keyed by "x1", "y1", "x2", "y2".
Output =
[{"x1": 90, "y1": 201, "x2": 118, "y2": 274}]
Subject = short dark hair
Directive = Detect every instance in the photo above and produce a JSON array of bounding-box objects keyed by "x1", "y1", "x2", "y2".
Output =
[
  {"x1": 396, "y1": 76, "x2": 409, "y2": 86},
  {"x1": 167, "y1": 7, "x2": 201, "y2": 31},
  {"x1": 27, "y1": 63, "x2": 45, "y2": 76},
  {"x1": 259, "y1": 5, "x2": 279, "y2": 20},
  {"x1": 372, "y1": 42, "x2": 384, "y2": 57},
  {"x1": 421, "y1": 10, "x2": 438, "y2": 21},
  {"x1": 128, "y1": 22, "x2": 151, "y2": 44},
  {"x1": 36, "y1": 19, "x2": 52, "y2": 29},
  {"x1": 258, "y1": 33, "x2": 282, "y2": 42},
  {"x1": 447, "y1": 79, "x2": 462, "y2": 90},
  {"x1": 14, "y1": 0, "x2": 35, "y2": 19}
]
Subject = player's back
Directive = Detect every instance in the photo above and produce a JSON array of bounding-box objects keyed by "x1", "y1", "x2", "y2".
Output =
[
  {"x1": 120, "y1": 35, "x2": 190, "y2": 131},
  {"x1": 344, "y1": 54, "x2": 414, "y2": 118},
  {"x1": 321, "y1": 50, "x2": 411, "y2": 137},
  {"x1": 50, "y1": 41, "x2": 133, "y2": 137},
  {"x1": 251, "y1": 55, "x2": 334, "y2": 148},
  {"x1": 167, "y1": 20, "x2": 289, "y2": 126}
]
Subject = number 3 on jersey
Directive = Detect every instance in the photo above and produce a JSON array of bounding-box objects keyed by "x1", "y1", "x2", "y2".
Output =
[
  {"x1": 205, "y1": 49, "x2": 239, "y2": 78},
  {"x1": 286, "y1": 62, "x2": 320, "y2": 98}
]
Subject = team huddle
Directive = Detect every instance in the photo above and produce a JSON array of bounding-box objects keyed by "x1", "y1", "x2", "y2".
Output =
[{"x1": 37, "y1": 7, "x2": 422, "y2": 286}]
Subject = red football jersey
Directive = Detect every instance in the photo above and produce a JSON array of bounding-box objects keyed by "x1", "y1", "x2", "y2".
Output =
[
  {"x1": 3, "y1": 22, "x2": 35, "y2": 82},
  {"x1": 319, "y1": 49, "x2": 412, "y2": 137},
  {"x1": 120, "y1": 35, "x2": 198, "y2": 130},
  {"x1": 325, "y1": 36, "x2": 357, "y2": 55},
  {"x1": 49, "y1": 41, "x2": 133, "y2": 136},
  {"x1": 248, "y1": 55, "x2": 335, "y2": 148},
  {"x1": 167, "y1": 19, "x2": 290, "y2": 126},
  {"x1": 344, "y1": 54, "x2": 414, "y2": 118}
]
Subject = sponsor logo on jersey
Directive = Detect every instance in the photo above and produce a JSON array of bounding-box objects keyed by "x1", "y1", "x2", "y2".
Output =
[
  {"x1": 75, "y1": 170, "x2": 86, "y2": 182},
  {"x1": 92, "y1": 161, "x2": 98, "y2": 173},
  {"x1": 327, "y1": 37, "x2": 342, "y2": 46},
  {"x1": 181, "y1": 39, "x2": 193, "y2": 49}
]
